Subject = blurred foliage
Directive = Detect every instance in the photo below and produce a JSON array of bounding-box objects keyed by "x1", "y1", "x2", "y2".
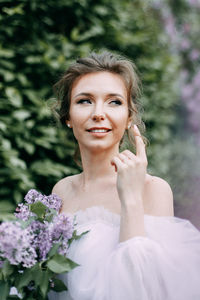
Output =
[
  {"x1": 151, "y1": 0, "x2": 200, "y2": 225},
  {"x1": 0, "y1": 0, "x2": 181, "y2": 219}
]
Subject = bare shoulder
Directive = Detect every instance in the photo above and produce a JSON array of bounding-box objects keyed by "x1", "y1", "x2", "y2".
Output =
[
  {"x1": 144, "y1": 174, "x2": 174, "y2": 217},
  {"x1": 51, "y1": 174, "x2": 79, "y2": 199}
]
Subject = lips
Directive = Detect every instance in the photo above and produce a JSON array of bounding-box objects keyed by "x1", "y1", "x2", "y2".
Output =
[{"x1": 86, "y1": 127, "x2": 111, "y2": 133}]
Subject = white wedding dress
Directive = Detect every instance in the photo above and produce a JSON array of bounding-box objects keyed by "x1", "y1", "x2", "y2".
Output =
[{"x1": 48, "y1": 206, "x2": 200, "y2": 300}]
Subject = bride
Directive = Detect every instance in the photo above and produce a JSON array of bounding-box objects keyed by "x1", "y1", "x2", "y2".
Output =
[{"x1": 49, "y1": 51, "x2": 200, "y2": 300}]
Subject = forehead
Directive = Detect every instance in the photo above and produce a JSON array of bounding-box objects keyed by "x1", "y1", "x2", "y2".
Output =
[{"x1": 71, "y1": 71, "x2": 127, "y2": 98}]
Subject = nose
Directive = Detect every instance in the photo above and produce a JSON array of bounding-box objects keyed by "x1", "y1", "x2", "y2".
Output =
[
  {"x1": 91, "y1": 102, "x2": 106, "y2": 121},
  {"x1": 92, "y1": 113, "x2": 105, "y2": 121}
]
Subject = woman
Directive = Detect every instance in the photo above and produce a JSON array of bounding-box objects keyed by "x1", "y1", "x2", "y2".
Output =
[{"x1": 49, "y1": 52, "x2": 200, "y2": 300}]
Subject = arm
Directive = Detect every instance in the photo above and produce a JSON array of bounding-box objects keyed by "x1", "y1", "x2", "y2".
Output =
[
  {"x1": 143, "y1": 176, "x2": 174, "y2": 217},
  {"x1": 119, "y1": 195, "x2": 146, "y2": 243},
  {"x1": 119, "y1": 176, "x2": 174, "y2": 242},
  {"x1": 111, "y1": 125, "x2": 148, "y2": 243},
  {"x1": 111, "y1": 124, "x2": 174, "y2": 243}
]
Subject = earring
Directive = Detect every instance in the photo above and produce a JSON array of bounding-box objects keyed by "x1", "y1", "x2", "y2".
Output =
[
  {"x1": 66, "y1": 121, "x2": 71, "y2": 128},
  {"x1": 128, "y1": 124, "x2": 131, "y2": 129}
]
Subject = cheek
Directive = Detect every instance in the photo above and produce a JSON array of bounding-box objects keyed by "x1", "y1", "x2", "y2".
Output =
[
  {"x1": 111, "y1": 109, "x2": 129, "y2": 128},
  {"x1": 70, "y1": 109, "x2": 86, "y2": 126}
]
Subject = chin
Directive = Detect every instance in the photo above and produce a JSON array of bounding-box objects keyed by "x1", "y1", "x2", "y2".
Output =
[{"x1": 84, "y1": 140, "x2": 120, "y2": 153}]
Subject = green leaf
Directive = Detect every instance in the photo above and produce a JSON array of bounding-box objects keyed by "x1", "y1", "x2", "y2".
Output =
[
  {"x1": 0, "y1": 269, "x2": 3, "y2": 281},
  {"x1": 0, "y1": 48, "x2": 14, "y2": 58},
  {"x1": 51, "y1": 278, "x2": 68, "y2": 292},
  {"x1": 9, "y1": 157, "x2": 26, "y2": 170},
  {"x1": 23, "y1": 143, "x2": 35, "y2": 155},
  {"x1": 5, "y1": 87, "x2": 22, "y2": 107},
  {"x1": 29, "y1": 201, "x2": 47, "y2": 219},
  {"x1": 0, "y1": 121, "x2": 6, "y2": 132},
  {"x1": 48, "y1": 242, "x2": 62, "y2": 259},
  {"x1": 12, "y1": 110, "x2": 30, "y2": 121},
  {"x1": 15, "y1": 268, "x2": 33, "y2": 289},
  {"x1": 39, "y1": 269, "x2": 52, "y2": 298},
  {"x1": 68, "y1": 229, "x2": 90, "y2": 247},
  {"x1": 38, "y1": 270, "x2": 52, "y2": 298},
  {"x1": 28, "y1": 263, "x2": 42, "y2": 287},
  {"x1": 0, "y1": 281, "x2": 10, "y2": 300},
  {"x1": 2, "y1": 4, "x2": 24, "y2": 16},
  {"x1": 15, "y1": 263, "x2": 51, "y2": 299},
  {"x1": 45, "y1": 208, "x2": 57, "y2": 223},
  {"x1": 47, "y1": 254, "x2": 80, "y2": 274},
  {"x1": 2, "y1": 260, "x2": 14, "y2": 278}
]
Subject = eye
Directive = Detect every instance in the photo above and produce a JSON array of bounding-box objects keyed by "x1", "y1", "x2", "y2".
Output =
[
  {"x1": 77, "y1": 99, "x2": 91, "y2": 104},
  {"x1": 109, "y1": 99, "x2": 122, "y2": 105}
]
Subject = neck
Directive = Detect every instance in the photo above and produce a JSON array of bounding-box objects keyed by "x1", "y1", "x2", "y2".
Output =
[{"x1": 78, "y1": 144, "x2": 119, "y2": 188}]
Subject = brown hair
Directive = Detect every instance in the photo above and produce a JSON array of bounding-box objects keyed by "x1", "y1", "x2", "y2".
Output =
[{"x1": 53, "y1": 51, "x2": 149, "y2": 167}]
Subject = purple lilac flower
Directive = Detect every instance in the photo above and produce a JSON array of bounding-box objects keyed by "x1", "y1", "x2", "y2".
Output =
[
  {"x1": 183, "y1": 23, "x2": 190, "y2": 34},
  {"x1": 50, "y1": 213, "x2": 73, "y2": 256},
  {"x1": 24, "y1": 189, "x2": 42, "y2": 204},
  {"x1": 187, "y1": 0, "x2": 200, "y2": 7},
  {"x1": 15, "y1": 203, "x2": 35, "y2": 221},
  {"x1": 0, "y1": 222, "x2": 36, "y2": 268},
  {"x1": 58, "y1": 238, "x2": 70, "y2": 256},
  {"x1": 29, "y1": 221, "x2": 52, "y2": 261},
  {"x1": 180, "y1": 38, "x2": 191, "y2": 51},
  {"x1": 189, "y1": 49, "x2": 200, "y2": 61},
  {"x1": 29, "y1": 214, "x2": 73, "y2": 260},
  {"x1": 24, "y1": 189, "x2": 62, "y2": 212},
  {"x1": 51, "y1": 214, "x2": 73, "y2": 241},
  {"x1": 42, "y1": 193, "x2": 62, "y2": 212}
]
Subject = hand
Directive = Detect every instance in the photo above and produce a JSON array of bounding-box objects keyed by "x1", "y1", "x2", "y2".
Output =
[{"x1": 111, "y1": 125, "x2": 148, "y2": 206}]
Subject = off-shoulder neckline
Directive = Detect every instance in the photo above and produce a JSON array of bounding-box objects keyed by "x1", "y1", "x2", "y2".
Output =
[
  {"x1": 62, "y1": 205, "x2": 161, "y2": 218},
  {"x1": 74, "y1": 206, "x2": 121, "y2": 218},
  {"x1": 61, "y1": 205, "x2": 171, "y2": 227},
  {"x1": 62, "y1": 206, "x2": 120, "y2": 227}
]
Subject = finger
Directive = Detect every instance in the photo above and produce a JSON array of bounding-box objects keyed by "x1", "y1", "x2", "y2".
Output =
[
  {"x1": 118, "y1": 153, "x2": 131, "y2": 164},
  {"x1": 111, "y1": 156, "x2": 124, "y2": 172},
  {"x1": 132, "y1": 125, "x2": 147, "y2": 160},
  {"x1": 117, "y1": 153, "x2": 135, "y2": 167},
  {"x1": 122, "y1": 149, "x2": 136, "y2": 160}
]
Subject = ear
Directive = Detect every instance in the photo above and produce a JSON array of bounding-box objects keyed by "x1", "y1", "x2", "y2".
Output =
[
  {"x1": 126, "y1": 117, "x2": 132, "y2": 130},
  {"x1": 65, "y1": 120, "x2": 72, "y2": 128}
]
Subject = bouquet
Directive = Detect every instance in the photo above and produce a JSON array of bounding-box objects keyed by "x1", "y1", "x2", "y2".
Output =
[{"x1": 0, "y1": 189, "x2": 88, "y2": 300}]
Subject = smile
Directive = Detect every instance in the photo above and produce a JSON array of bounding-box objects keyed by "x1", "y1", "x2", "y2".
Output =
[{"x1": 88, "y1": 129, "x2": 111, "y2": 133}]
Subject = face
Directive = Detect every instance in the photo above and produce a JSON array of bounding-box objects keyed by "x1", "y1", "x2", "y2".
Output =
[{"x1": 68, "y1": 71, "x2": 131, "y2": 153}]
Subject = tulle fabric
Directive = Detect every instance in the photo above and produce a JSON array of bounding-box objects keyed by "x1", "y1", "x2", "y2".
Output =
[{"x1": 48, "y1": 206, "x2": 200, "y2": 300}]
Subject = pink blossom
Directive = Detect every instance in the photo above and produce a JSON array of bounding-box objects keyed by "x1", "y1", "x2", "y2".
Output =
[
  {"x1": 189, "y1": 49, "x2": 200, "y2": 61},
  {"x1": 182, "y1": 84, "x2": 194, "y2": 100},
  {"x1": 187, "y1": 0, "x2": 200, "y2": 7},
  {"x1": 183, "y1": 23, "x2": 191, "y2": 34},
  {"x1": 180, "y1": 39, "x2": 191, "y2": 51},
  {"x1": 193, "y1": 70, "x2": 200, "y2": 87}
]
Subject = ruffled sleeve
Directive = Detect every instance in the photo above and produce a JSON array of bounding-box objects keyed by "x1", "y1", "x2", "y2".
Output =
[
  {"x1": 103, "y1": 216, "x2": 200, "y2": 300},
  {"x1": 49, "y1": 207, "x2": 200, "y2": 300}
]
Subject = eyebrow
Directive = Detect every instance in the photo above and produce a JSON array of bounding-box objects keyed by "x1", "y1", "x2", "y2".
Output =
[{"x1": 73, "y1": 92, "x2": 125, "y2": 100}]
